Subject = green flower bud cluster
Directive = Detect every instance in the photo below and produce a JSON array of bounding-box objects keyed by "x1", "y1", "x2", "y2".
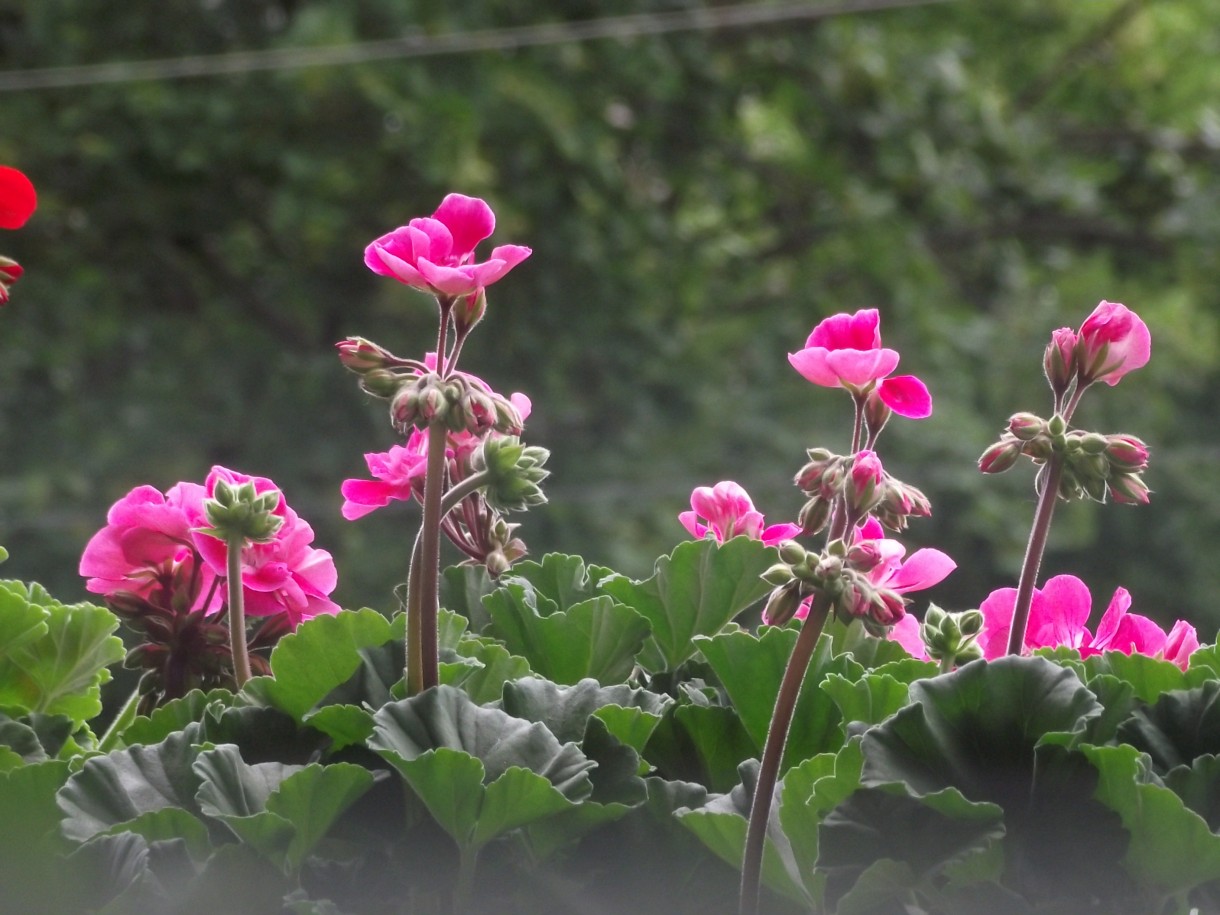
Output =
[
  {"x1": 919, "y1": 604, "x2": 984, "y2": 669},
  {"x1": 473, "y1": 436, "x2": 550, "y2": 513},
  {"x1": 794, "y1": 449, "x2": 931, "y2": 534},
  {"x1": 979, "y1": 413, "x2": 1151, "y2": 505},
  {"x1": 483, "y1": 514, "x2": 529, "y2": 577},
  {"x1": 391, "y1": 372, "x2": 523, "y2": 437},
  {"x1": 760, "y1": 538, "x2": 906, "y2": 631},
  {"x1": 197, "y1": 480, "x2": 283, "y2": 545}
]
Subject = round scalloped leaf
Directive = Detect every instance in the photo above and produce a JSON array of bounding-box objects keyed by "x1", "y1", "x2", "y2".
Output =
[
  {"x1": 1116, "y1": 680, "x2": 1220, "y2": 773},
  {"x1": 499, "y1": 677, "x2": 672, "y2": 744}
]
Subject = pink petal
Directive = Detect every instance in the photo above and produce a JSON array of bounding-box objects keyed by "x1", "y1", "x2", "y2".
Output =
[
  {"x1": 1031, "y1": 575, "x2": 1092, "y2": 650},
  {"x1": 877, "y1": 375, "x2": 932, "y2": 419},
  {"x1": 788, "y1": 348, "x2": 841, "y2": 387},
  {"x1": 405, "y1": 217, "x2": 454, "y2": 262},
  {"x1": 807, "y1": 309, "x2": 881, "y2": 351},
  {"x1": 888, "y1": 613, "x2": 929, "y2": 660},
  {"x1": 823, "y1": 348, "x2": 901, "y2": 387},
  {"x1": 678, "y1": 510, "x2": 707, "y2": 540},
  {"x1": 371, "y1": 246, "x2": 427, "y2": 287},
  {"x1": 760, "y1": 522, "x2": 802, "y2": 546},
  {"x1": 1089, "y1": 587, "x2": 1133, "y2": 651},
  {"x1": 978, "y1": 587, "x2": 1019, "y2": 659},
  {"x1": 0, "y1": 166, "x2": 37, "y2": 230},
  {"x1": 432, "y1": 194, "x2": 495, "y2": 259},
  {"x1": 1165, "y1": 621, "x2": 1200, "y2": 669},
  {"x1": 886, "y1": 548, "x2": 956, "y2": 593},
  {"x1": 414, "y1": 258, "x2": 481, "y2": 296},
  {"x1": 487, "y1": 244, "x2": 532, "y2": 272},
  {"x1": 856, "y1": 517, "x2": 886, "y2": 541}
]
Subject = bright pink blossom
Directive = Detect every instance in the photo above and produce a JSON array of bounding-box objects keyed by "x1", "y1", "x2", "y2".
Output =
[
  {"x1": 364, "y1": 193, "x2": 531, "y2": 298},
  {"x1": 680, "y1": 481, "x2": 801, "y2": 547},
  {"x1": 788, "y1": 309, "x2": 932, "y2": 418},
  {"x1": 1076, "y1": 301, "x2": 1151, "y2": 386},
  {"x1": 80, "y1": 482, "x2": 218, "y2": 612},
  {"x1": 0, "y1": 166, "x2": 36, "y2": 230},
  {"x1": 193, "y1": 467, "x2": 340, "y2": 626},
  {"x1": 977, "y1": 574, "x2": 1194, "y2": 669}
]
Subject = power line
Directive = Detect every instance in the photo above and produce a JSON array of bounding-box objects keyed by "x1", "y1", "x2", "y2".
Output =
[{"x1": 0, "y1": 0, "x2": 955, "y2": 93}]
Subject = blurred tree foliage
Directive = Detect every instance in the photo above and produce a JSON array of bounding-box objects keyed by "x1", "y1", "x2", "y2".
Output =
[{"x1": 1, "y1": 0, "x2": 1218, "y2": 634}]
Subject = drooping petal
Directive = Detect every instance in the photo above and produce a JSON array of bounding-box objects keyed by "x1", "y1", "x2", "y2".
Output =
[
  {"x1": 977, "y1": 587, "x2": 1019, "y2": 659},
  {"x1": 1165, "y1": 621, "x2": 1200, "y2": 669},
  {"x1": 888, "y1": 613, "x2": 929, "y2": 660},
  {"x1": 760, "y1": 522, "x2": 803, "y2": 546},
  {"x1": 678, "y1": 510, "x2": 707, "y2": 540},
  {"x1": 787, "y1": 348, "x2": 841, "y2": 387},
  {"x1": 413, "y1": 258, "x2": 481, "y2": 297},
  {"x1": 371, "y1": 245, "x2": 428, "y2": 287},
  {"x1": 877, "y1": 375, "x2": 932, "y2": 419},
  {"x1": 886, "y1": 548, "x2": 956, "y2": 593}
]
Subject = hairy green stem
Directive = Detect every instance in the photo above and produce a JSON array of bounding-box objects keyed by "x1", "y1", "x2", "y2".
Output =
[
  {"x1": 740, "y1": 593, "x2": 832, "y2": 915},
  {"x1": 1005, "y1": 457, "x2": 1066, "y2": 656},
  {"x1": 97, "y1": 684, "x2": 142, "y2": 752},
  {"x1": 226, "y1": 536, "x2": 252, "y2": 687}
]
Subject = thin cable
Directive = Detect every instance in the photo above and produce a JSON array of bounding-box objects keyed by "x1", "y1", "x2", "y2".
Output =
[{"x1": 0, "y1": 0, "x2": 955, "y2": 93}]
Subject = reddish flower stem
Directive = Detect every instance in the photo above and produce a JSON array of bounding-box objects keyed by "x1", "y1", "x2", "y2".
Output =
[
  {"x1": 1005, "y1": 454, "x2": 1065, "y2": 655},
  {"x1": 739, "y1": 592, "x2": 832, "y2": 915}
]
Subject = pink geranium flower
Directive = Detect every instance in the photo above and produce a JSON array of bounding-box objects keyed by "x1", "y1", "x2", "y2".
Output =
[
  {"x1": 1076, "y1": 300, "x2": 1151, "y2": 386},
  {"x1": 788, "y1": 309, "x2": 932, "y2": 418},
  {"x1": 977, "y1": 574, "x2": 1195, "y2": 669},
  {"x1": 79, "y1": 481, "x2": 218, "y2": 612},
  {"x1": 193, "y1": 467, "x2": 340, "y2": 626},
  {"x1": 679, "y1": 481, "x2": 801, "y2": 547},
  {"x1": 364, "y1": 193, "x2": 532, "y2": 298},
  {"x1": 888, "y1": 613, "x2": 930, "y2": 660}
]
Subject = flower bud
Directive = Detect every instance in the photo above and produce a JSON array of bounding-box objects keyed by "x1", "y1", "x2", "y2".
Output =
[
  {"x1": 761, "y1": 580, "x2": 805, "y2": 627},
  {"x1": 778, "y1": 540, "x2": 806, "y2": 565},
  {"x1": 845, "y1": 540, "x2": 884, "y2": 574},
  {"x1": 0, "y1": 255, "x2": 22, "y2": 304},
  {"x1": 795, "y1": 449, "x2": 842, "y2": 496},
  {"x1": 475, "y1": 436, "x2": 551, "y2": 512},
  {"x1": 1105, "y1": 434, "x2": 1150, "y2": 473},
  {"x1": 958, "y1": 608, "x2": 984, "y2": 637},
  {"x1": 845, "y1": 451, "x2": 885, "y2": 515},
  {"x1": 863, "y1": 391, "x2": 892, "y2": 440},
  {"x1": 1076, "y1": 432, "x2": 1109, "y2": 455},
  {"x1": 978, "y1": 438, "x2": 1023, "y2": 474},
  {"x1": 198, "y1": 480, "x2": 284, "y2": 545},
  {"x1": 336, "y1": 337, "x2": 405, "y2": 375},
  {"x1": 1043, "y1": 328, "x2": 1078, "y2": 399},
  {"x1": 798, "y1": 497, "x2": 831, "y2": 535},
  {"x1": 452, "y1": 289, "x2": 488, "y2": 338},
  {"x1": 1108, "y1": 472, "x2": 1151, "y2": 505},
  {"x1": 1007, "y1": 413, "x2": 1045, "y2": 442},
  {"x1": 761, "y1": 563, "x2": 796, "y2": 587},
  {"x1": 1047, "y1": 414, "x2": 1067, "y2": 438}
]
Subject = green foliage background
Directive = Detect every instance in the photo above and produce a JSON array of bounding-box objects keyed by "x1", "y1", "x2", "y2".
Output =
[{"x1": 2, "y1": 0, "x2": 1218, "y2": 633}]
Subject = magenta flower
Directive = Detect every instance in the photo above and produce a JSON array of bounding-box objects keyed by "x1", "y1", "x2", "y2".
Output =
[
  {"x1": 680, "y1": 481, "x2": 801, "y2": 547},
  {"x1": 80, "y1": 482, "x2": 218, "y2": 612},
  {"x1": 888, "y1": 613, "x2": 930, "y2": 660},
  {"x1": 788, "y1": 309, "x2": 932, "y2": 418},
  {"x1": 976, "y1": 574, "x2": 1194, "y2": 669},
  {"x1": 364, "y1": 193, "x2": 532, "y2": 299},
  {"x1": 193, "y1": 467, "x2": 340, "y2": 626},
  {"x1": 1076, "y1": 300, "x2": 1151, "y2": 386}
]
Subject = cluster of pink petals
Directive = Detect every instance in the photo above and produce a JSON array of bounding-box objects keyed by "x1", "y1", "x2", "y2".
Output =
[
  {"x1": 975, "y1": 574, "x2": 1198, "y2": 669},
  {"x1": 788, "y1": 309, "x2": 932, "y2": 418},
  {"x1": 679, "y1": 481, "x2": 801, "y2": 547},
  {"x1": 80, "y1": 482, "x2": 219, "y2": 613},
  {"x1": 1074, "y1": 300, "x2": 1151, "y2": 386},
  {"x1": 81, "y1": 467, "x2": 340, "y2": 627},
  {"x1": 796, "y1": 517, "x2": 956, "y2": 622},
  {"x1": 341, "y1": 357, "x2": 532, "y2": 521},
  {"x1": 364, "y1": 193, "x2": 532, "y2": 298}
]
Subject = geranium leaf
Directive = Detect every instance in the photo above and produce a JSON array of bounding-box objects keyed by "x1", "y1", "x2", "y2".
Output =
[
  {"x1": 823, "y1": 616, "x2": 917, "y2": 668},
  {"x1": 471, "y1": 765, "x2": 575, "y2": 847},
  {"x1": 498, "y1": 552, "x2": 618, "y2": 612},
  {"x1": 600, "y1": 537, "x2": 777, "y2": 672},
  {"x1": 120, "y1": 688, "x2": 236, "y2": 747},
  {"x1": 1082, "y1": 651, "x2": 1192, "y2": 704},
  {"x1": 447, "y1": 637, "x2": 532, "y2": 704},
  {"x1": 266, "y1": 762, "x2": 377, "y2": 871},
  {"x1": 368, "y1": 685, "x2": 594, "y2": 800},
  {"x1": 194, "y1": 744, "x2": 302, "y2": 817},
  {"x1": 1116, "y1": 680, "x2": 1220, "y2": 773},
  {"x1": 243, "y1": 608, "x2": 394, "y2": 721},
  {"x1": 0, "y1": 596, "x2": 123, "y2": 725},
  {"x1": 1082, "y1": 742, "x2": 1220, "y2": 896},
  {"x1": 695, "y1": 626, "x2": 856, "y2": 769},
  {"x1": 58, "y1": 726, "x2": 206, "y2": 843},
  {"x1": 820, "y1": 672, "x2": 911, "y2": 728},
  {"x1": 391, "y1": 748, "x2": 485, "y2": 845},
  {"x1": 484, "y1": 587, "x2": 650, "y2": 685},
  {"x1": 499, "y1": 677, "x2": 672, "y2": 745},
  {"x1": 0, "y1": 581, "x2": 49, "y2": 656},
  {"x1": 303, "y1": 704, "x2": 375, "y2": 753}
]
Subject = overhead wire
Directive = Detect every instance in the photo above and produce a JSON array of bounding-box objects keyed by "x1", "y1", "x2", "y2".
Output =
[{"x1": 0, "y1": 0, "x2": 956, "y2": 93}]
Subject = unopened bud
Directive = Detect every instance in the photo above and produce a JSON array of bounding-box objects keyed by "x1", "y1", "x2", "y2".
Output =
[
  {"x1": 453, "y1": 289, "x2": 488, "y2": 337},
  {"x1": 1043, "y1": 328, "x2": 1078, "y2": 398},
  {"x1": 198, "y1": 480, "x2": 284, "y2": 545},
  {"x1": 1105, "y1": 434, "x2": 1150, "y2": 473},
  {"x1": 0, "y1": 255, "x2": 23, "y2": 304},
  {"x1": 1108, "y1": 472, "x2": 1151, "y2": 505},
  {"x1": 1077, "y1": 432, "x2": 1109, "y2": 455},
  {"x1": 361, "y1": 369, "x2": 408, "y2": 400},
  {"x1": 761, "y1": 580, "x2": 805, "y2": 627},
  {"x1": 1007, "y1": 413, "x2": 1045, "y2": 442},
  {"x1": 845, "y1": 540, "x2": 884, "y2": 574},
  {"x1": 761, "y1": 563, "x2": 796, "y2": 587},
  {"x1": 778, "y1": 541, "x2": 806, "y2": 565},
  {"x1": 978, "y1": 438, "x2": 1022, "y2": 474},
  {"x1": 958, "y1": 608, "x2": 984, "y2": 637},
  {"x1": 798, "y1": 497, "x2": 831, "y2": 535},
  {"x1": 336, "y1": 337, "x2": 405, "y2": 375},
  {"x1": 1047, "y1": 414, "x2": 1067, "y2": 438},
  {"x1": 863, "y1": 391, "x2": 892, "y2": 439}
]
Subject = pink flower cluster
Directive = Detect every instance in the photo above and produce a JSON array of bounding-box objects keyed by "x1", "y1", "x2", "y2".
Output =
[
  {"x1": 788, "y1": 309, "x2": 932, "y2": 418},
  {"x1": 364, "y1": 193, "x2": 531, "y2": 299},
  {"x1": 0, "y1": 164, "x2": 36, "y2": 305},
  {"x1": 971, "y1": 575, "x2": 1197, "y2": 669},
  {"x1": 678, "y1": 481, "x2": 801, "y2": 547},
  {"x1": 81, "y1": 466, "x2": 339, "y2": 627}
]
